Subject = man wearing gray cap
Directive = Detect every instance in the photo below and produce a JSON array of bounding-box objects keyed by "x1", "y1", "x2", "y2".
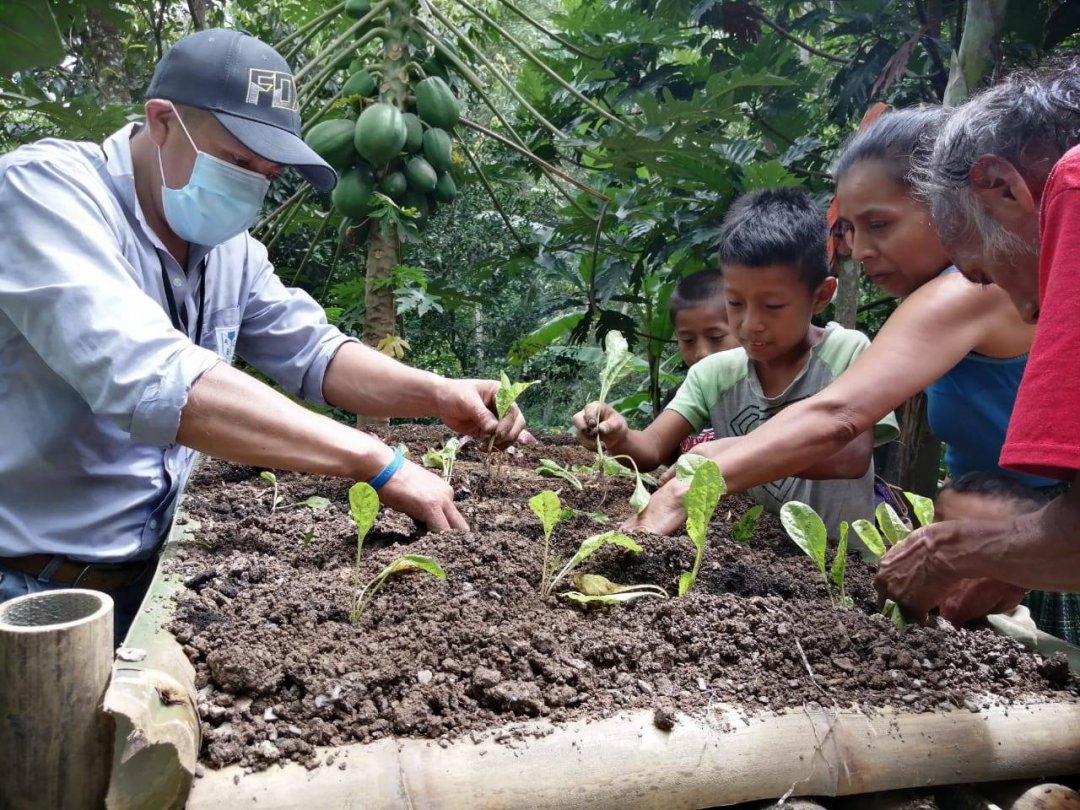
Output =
[{"x1": 0, "y1": 29, "x2": 525, "y2": 636}]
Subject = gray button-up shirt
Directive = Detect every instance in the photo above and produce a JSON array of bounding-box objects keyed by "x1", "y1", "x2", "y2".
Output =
[{"x1": 0, "y1": 124, "x2": 354, "y2": 561}]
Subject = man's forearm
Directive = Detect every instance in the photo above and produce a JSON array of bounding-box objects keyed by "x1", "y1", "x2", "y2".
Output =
[
  {"x1": 937, "y1": 484, "x2": 1080, "y2": 592},
  {"x1": 178, "y1": 362, "x2": 393, "y2": 480},
  {"x1": 322, "y1": 341, "x2": 447, "y2": 418}
]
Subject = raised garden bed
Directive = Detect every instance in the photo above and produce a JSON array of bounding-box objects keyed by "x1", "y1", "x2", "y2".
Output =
[{"x1": 116, "y1": 426, "x2": 1080, "y2": 808}]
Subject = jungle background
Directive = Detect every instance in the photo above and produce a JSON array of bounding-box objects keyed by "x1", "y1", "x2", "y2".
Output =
[{"x1": 3, "y1": 0, "x2": 1078, "y2": 493}]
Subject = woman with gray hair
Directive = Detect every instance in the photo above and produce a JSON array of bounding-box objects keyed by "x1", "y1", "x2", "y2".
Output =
[{"x1": 876, "y1": 59, "x2": 1080, "y2": 624}]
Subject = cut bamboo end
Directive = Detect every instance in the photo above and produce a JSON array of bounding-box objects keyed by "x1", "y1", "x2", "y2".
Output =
[{"x1": 0, "y1": 589, "x2": 114, "y2": 810}]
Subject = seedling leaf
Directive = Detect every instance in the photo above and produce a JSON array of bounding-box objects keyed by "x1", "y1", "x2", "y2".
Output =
[
  {"x1": 852, "y1": 518, "x2": 886, "y2": 559},
  {"x1": 495, "y1": 371, "x2": 536, "y2": 419},
  {"x1": 780, "y1": 501, "x2": 828, "y2": 576},
  {"x1": 731, "y1": 504, "x2": 764, "y2": 544},
  {"x1": 259, "y1": 471, "x2": 282, "y2": 512},
  {"x1": 876, "y1": 502, "x2": 911, "y2": 546},
  {"x1": 679, "y1": 460, "x2": 725, "y2": 595},
  {"x1": 629, "y1": 476, "x2": 651, "y2": 514},
  {"x1": 905, "y1": 491, "x2": 935, "y2": 527},
  {"x1": 348, "y1": 481, "x2": 380, "y2": 556},
  {"x1": 674, "y1": 453, "x2": 711, "y2": 481},
  {"x1": 560, "y1": 587, "x2": 668, "y2": 606},
  {"x1": 536, "y1": 459, "x2": 584, "y2": 490},
  {"x1": 882, "y1": 599, "x2": 908, "y2": 631},
  {"x1": 377, "y1": 554, "x2": 447, "y2": 581},
  {"x1": 831, "y1": 520, "x2": 849, "y2": 599},
  {"x1": 546, "y1": 531, "x2": 642, "y2": 594},
  {"x1": 300, "y1": 496, "x2": 330, "y2": 511},
  {"x1": 529, "y1": 490, "x2": 563, "y2": 540},
  {"x1": 597, "y1": 330, "x2": 635, "y2": 405}
]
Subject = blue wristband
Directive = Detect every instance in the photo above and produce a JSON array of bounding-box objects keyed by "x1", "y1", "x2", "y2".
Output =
[{"x1": 369, "y1": 449, "x2": 404, "y2": 490}]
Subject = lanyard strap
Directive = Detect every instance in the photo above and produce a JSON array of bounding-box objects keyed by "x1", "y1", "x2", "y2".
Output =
[{"x1": 158, "y1": 254, "x2": 207, "y2": 343}]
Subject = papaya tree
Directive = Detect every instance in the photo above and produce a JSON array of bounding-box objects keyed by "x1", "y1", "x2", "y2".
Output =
[{"x1": 252, "y1": 0, "x2": 619, "y2": 356}]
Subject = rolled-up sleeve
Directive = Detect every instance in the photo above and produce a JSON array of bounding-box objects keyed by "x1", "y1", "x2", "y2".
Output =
[
  {"x1": 235, "y1": 239, "x2": 357, "y2": 406},
  {"x1": 0, "y1": 158, "x2": 221, "y2": 447}
]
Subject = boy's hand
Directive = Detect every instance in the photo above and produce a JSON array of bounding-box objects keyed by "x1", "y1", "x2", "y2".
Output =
[{"x1": 572, "y1": 402, "x2": 628, "y2": 451}]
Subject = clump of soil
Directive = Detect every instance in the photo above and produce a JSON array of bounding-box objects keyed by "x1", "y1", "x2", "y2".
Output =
[{"x1": 168, "y1": 425, "x2": 1079, "y2": 773}]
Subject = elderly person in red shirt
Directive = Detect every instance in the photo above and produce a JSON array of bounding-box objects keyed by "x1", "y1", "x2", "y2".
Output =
[{"x1": 874, "y1": 59, "x2": 1080, "y2": 623}]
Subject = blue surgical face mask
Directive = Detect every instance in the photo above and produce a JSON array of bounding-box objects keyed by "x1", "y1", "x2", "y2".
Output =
[{"x1": 157, "y1": 107, "x2": 271, "y2": 246}]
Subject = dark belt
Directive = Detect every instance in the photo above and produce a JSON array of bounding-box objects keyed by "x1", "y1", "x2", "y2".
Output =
[{"x1": 0, "y1": 554, "x2": 154, "y2": 591}]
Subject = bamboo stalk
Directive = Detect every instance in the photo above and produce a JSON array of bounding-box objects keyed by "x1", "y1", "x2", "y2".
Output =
[{"x1": 0, "y1": 590, "x2": 114, "y2": 809}]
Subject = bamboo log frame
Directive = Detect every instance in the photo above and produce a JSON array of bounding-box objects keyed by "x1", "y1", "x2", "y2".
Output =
[
  {"x1": 0, "y1": 589, "x2": 114, "y2": 809},
  {"x1": 108, "y1": 505, "x2": 1080, "y2": 809}
]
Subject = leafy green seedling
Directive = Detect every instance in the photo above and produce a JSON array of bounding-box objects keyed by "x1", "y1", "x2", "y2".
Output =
[
  {"x1": 353, "y1": 554, "x2": 446, "y2": 621},
  {"x1": 731, "y1": 505, "x2": 764, "y2": 544},
  {"x1": 875, "y1": 502, "x2": 911, "y2": 546},
  {"x1": 535, "y1": 459, "x2": 584, "y2": 490},
  {"x1": 851, "y1": 518, "x2": 886, "y2": 559},
  {"x1": 780, "y1": 501, "x2": 833, "y2": 606},
  {"x1": 560, "y1": 573, "x2": 669, "y2": 606},
  {"x1": 674, "y1": 453, "x2": 712, "y2": 482},
  {"x1": 285, "y1": 495, "x2": 331, "y2": 511},
  {"x1": 831, "y1": 520, "x2": 853, "y2": 608},
  {"x1": 423, "y1": 436, "x2": 463, "y2": 484},
  {"x1": 529, "y1": 490, "x2": 565, "y2": 592},
  {"x1": 590, "y1": 330, "x2": 638, "y2": 472},
  {"x1": 905, "y1": 491, "x2": 935, "y2": 527},
  {"x1": 679, "y1": 460, "x2": 726, "y2": 595},
  {"x1": 347, "y1": 481, "x2": 380, "y2": 622},
  {"x1": 259, "y1": 471, "x2": 283, "y2": 512},
  {"x1": 300, "y1": 527, "x2": 317, "y2": 549},
  {"x1": 558, "y1": 507, "x2": 610, "y2": 524},
  {"x1": 546, "y1": 531, "x2": 642, "y2": 596},
  {"x1": 495, "y1": 371, "x2": 536, "y2": 421}
]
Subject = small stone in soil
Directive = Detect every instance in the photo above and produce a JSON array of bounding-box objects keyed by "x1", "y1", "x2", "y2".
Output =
[{"x1": 653, "y1": 706, "x2": 676, "y2": 732}]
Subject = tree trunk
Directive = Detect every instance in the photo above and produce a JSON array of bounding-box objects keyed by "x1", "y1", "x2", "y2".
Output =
[
  {"x1": 186, "y1": 0, "x2": 208, "y2": 30},
  {"x1": 362, "y1": 223, "x2": 399, "y2": 349},
  {"x1": 881, "y1": 393, "x2": 940, "y2": 497},
  {"x1": 942, "y1": 0, "x2": 1008, "y2": 106},
  {"x1": 85, "y1": 6, "x2": 131, "y2": 103}
]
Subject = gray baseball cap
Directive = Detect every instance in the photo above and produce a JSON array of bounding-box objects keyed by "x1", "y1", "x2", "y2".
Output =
[{"x1": 147, "y1": 28, "x2": 336, "y2": 191}]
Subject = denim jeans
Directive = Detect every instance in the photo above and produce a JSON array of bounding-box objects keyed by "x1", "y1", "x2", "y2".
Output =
[{"x1": 0, "y1": 563, "x2": 155, "y2": 644}]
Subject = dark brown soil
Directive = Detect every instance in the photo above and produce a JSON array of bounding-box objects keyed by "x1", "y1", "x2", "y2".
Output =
[{"x1": 168, "y1": 425, "x2": 1080, "y2": 774}]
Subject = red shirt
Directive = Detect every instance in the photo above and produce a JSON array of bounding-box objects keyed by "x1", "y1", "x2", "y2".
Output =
[{"x1": 1001, "y1": 144, "x2": 1080, "y2": 480}]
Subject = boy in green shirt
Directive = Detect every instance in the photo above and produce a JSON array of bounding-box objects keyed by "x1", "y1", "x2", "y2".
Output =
[{"x1": 574, "y1": 188, "x2": 898, "y2": 534}]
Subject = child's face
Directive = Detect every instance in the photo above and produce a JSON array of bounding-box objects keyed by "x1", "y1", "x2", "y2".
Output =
[
  {"x1": 722, "y1": 263, "x2": 834, "y2": 364},
  {"x1": 934, "y1": 489, "x2": 1024, "y2": 524},
  {"x1": 674, "y1": 301, "x2": 738, "y2": 366},
  {"x1": 836, "y1": 159, "x2": 951, "y2": 298}
]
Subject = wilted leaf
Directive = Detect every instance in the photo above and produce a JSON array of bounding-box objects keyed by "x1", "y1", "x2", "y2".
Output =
[
  {"x1": 597, "y1": 330, "x2": 636, "y2": 404},
  {"x1": 536, "y1": 459, "x2": 584, "y2": 490},
  {"x1": 629, "y1": 476, "x2": 651, "y2": 514},
  {"x1": 377, "y1": 554, "x2": 447, "y2": 581}
]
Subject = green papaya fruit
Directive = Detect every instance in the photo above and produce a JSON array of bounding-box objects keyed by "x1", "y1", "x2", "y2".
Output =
[
  {"x1": 332, "y1": 163, "x2": 375, "y2": 219},
  {"x1": 344, "y1": 0, "x2": 371, "y2": 19},
  {"x1": 403, "y1": 156, "x2": 438, "y2": 193},
  {"x1": 422, "y1": 128, "x2": 453, "y2": 172},
  {"x1": 353, "y1": 103, "x2": 407, "y2": 166},
  {"x1": 434, "y1": 171, "x2": 457, "y2": 203},
  {"x1": 414, "y1": 76, "x2": 460, "y2": 130},
  {"x1": 380, "y1": 171, "x2": 408, "y2": 199},
  {"x1": 304, "y1": 118, "x2": 357, "y2": 172},
  {"x1": 402, "y1": 113, "x2": 423, "y2": 153},
  {"x1": 342, "y1": 69, "x2": 376, "y2": 99}
]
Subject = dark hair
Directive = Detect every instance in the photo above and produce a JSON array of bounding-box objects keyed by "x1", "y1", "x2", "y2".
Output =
[
  {"x1": 833, "y1": 107, "x2": 950, "y2": 188},
  {"x1": 938, "y1": 471, "x2": 1052, "y2": 513},
  {"x1": 669, "y1": 269, "x2": 724, "y2": 320},
  {"x1": 717, "y1": 187, "x2": 828, "y2": 289}
]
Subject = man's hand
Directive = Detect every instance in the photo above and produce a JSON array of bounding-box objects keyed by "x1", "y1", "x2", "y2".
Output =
[
  {"x1": 435, "y1": 379, "x2": 525, "y2": 450},
  {"x1": 874, "y1": 520, "x2": 967, "y2": 623},
  {"x1": 572, "y1": 402, "x2": 628, "y2": 451},
  {"x1": 378, "y1": 460, "x2": 469, "y2": 532},
  {"x1": 621, "y1": 476, "x2": 690, "y2": 535},
  {"x1": 939, "y1": 577, "x2": 1027, "y2": 626}
]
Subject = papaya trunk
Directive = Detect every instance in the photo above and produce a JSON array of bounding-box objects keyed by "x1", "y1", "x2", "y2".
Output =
[{"x1": 362, "y1": 223, "x2": 399, "y2": 349}]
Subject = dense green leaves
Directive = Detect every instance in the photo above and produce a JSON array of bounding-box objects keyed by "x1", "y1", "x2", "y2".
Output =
[{"x1": 1, "y1": 1, "x2": 64, "y2": 74}]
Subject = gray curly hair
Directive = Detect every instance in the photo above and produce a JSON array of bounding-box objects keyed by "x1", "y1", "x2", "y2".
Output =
[{"x1": 914, "y1": 56, "x2": 1080, "y2": 256}]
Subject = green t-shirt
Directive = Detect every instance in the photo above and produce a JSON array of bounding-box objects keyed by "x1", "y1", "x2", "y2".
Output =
[{"x1": 667, "y1": 322, "x2": 899, "y2": 535}]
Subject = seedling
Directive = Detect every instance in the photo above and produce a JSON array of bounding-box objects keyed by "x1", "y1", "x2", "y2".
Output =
[
  {"x1": 831, "y1": 521, "x2": 852, "y2": 608},
  {"x1": 423, "y1": 436, "x2": 463, "y2": 484},
  {"x1": 353, "y1": 554, "x2": 447, "y2": 621},
  {"x1": 730, "y1": 505, "x2": 764, "y2": 544},
  {"x1": 674, "y1": 453, "x2": 712, "y2": 481},
  {"x1": 590, "y1": 330, "x2": 638, "y2": 476},
  {"x1": 679, "y1": 459, "x2": 726, "y2": 595},
  {"x1": 905, "y1": 491, "x2": 935, "y2": 527},
  {"x1": 560, "y1": 573, "x2": 669, "y2": 606},
  {"x1": 536, "y1": 459, "x2": 584, "y2": 490},
  {"x1": 876, "y1": 502, "x2": 911, "y2": 545},
  {"x1": 347, "y1": 481, "x2": 380, "y2": 622},
  {"x1": 529, "y1": 490, "x2": 566, "y2": 591},
  {"x1": 286, "y1": 495, "x2": 331, "y2": 511},
  {"x1": 487, "y1": 371, "x2": 536, "y2": 456},
  {"x1": 300, "y1": 527, "x2": 317, "y2": 549},
  {"x1": 259, "y1": 471, "x2": 283, "y2": 512},
  {"x1": 780, "y1": 501, "x2": 834, "y2": 607},
  {"x1": 545, "y1": 531, "x2": 642, "y2": 596}
]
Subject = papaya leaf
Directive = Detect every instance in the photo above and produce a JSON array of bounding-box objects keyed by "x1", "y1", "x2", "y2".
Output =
[
  {"x1": 852, "y1": 518, "x2": 886, "y2": 559},
  {"x1": 875, "y1": 502, "x2": 911, "y2": 546},
  {"x1": 731, "y1": 504, "x2": 764, "y2": 544},
  {"x1": 495, "y1": 370, "x2": 536, "y2": 419},
  {"x1": 904, "y1": 491, "x2": 935, "y2": 527},
  {"x1": 0, "y1": 0, "x2": 64, "y2": 75}
]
